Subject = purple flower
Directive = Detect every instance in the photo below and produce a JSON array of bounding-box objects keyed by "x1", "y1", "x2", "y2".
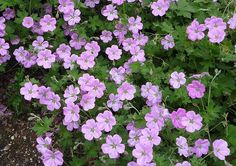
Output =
[
  {"x1": 42, "y1": 149, "x2": 63, "y2": 166},
  {"x1": 105, "y1": 45, "x2": 122, "y2": 60},
  {"x1": 130, "y1": 46, "x2": 145, "y2": 62},
  {"x1": 3, "y1": 8, "x2": 15, "y2": 20},
  {"x1": 81, "y1": 119, "x2": 102, "y2": 140},
  {"x1": 132, "y1": 142, "x2": 153, "y2": 165},
  {"x1": 63, "y1": 85, "x2": 80, "y2": 103},
  {"x1": 46, "y1": 93, "x2": 61, "y2": 111},
  {"x1": 58, "y1": 0, "x2": 74, "y2": 14},
  {"x1": 205, "y1": 16, "x2": 227, "y2": 31},
  {"x1": 213, "y1": 139, "x2": 230, "y2": 160},
  {"x1": 176, "y1": 136, "x2": 191, "y2": 157},
  {"x1": 100, "y1": 30, "x2": 113, "y2": 43},
  {"x1": 151, "y1": 0, "x2": 170, "y2": 17},
  {"x1": 36, "y1": 136, "x2": 52, "y2": 153},
  {"x1": 32, "y1": 36, "x2": 49, "y2": 50},
  {"x1": 186, "y1": 80, "x2": 205, "y2": 99},
  {"x1": 37, "y1": 49, "x2": 56, "y2": 69},
  {"x1": 228, "y1": 13, "x2": 236, "y2": 29},
  {"x1": 31, "y1": 22, "x2": 44, "y2": 35},
  {"x1": 128, "y1": 129, "x2": 142, "y2": 147},
  {"x1": 86, "y1": 79, "x2": 106, "y2": 98},
  {"x1": 207, "y1": 29, "x2": 226, "y2": 43},
  {"x1": 101, "y1": 4, "x2": 118, "y2": 21},
  {"x1": 128, "y1": 161, "x2": 156, "y2": 166},
  {"x1": 37, "y1": 86, "x2": 52, "y2": 105},
  {"x1": 22, "y1": 16, "x2": 34, "y2": 28},
  {"x1": 169, "y1": 71, "x2": 186, "y2": 89},
  {"x1": 101, "y1": 134, "x2": 125, "y2": 159},
  {"x1": 161, "y1": 34, "x2": 175, "y2": 50},
  {"x1": 63, "y1": 102, "x2": 80, "y2": 123},
  {"x1": 186, "y1": 19, "x2": 206, "y2": 41},
  {"x1": 140, "y1": 128, "x2": 161, "y2": 146},
  {"x1": 69, "y1": 33, "x2": 86, "y2": 50},
  {"x1": 85, "y1": 0, "x2": 100, "y2": 8},
  {"x1": 80, "y1": 93, "x2": 95, "y2": 111},
  {"x1": 171, "y1": 108, "x2": 186, "y2": 129},
  {"x1": 85, "y1": 41, "x2": 100, "y2": 57},
  {"x1": 128, "y1": 16, "x2": 143, "y2": 34},
  {"x1": 133, "y1": 32, "x2": 149, "y2": 46},
  {"x1": 0, "y1": 38, "x2": 9, "y2": 56},
  {"x1": 77, "y1": 73, "x2": 95, "y2": 91},
  {"x1": 10, "y1": 36, "x2": 20, "y2": 45},
  {"x1": 107, "y1": 93, "x2": 123, "y2": 112},
  {"x1": 40, "y1": 15, "x2": 56, "y2": 32},
  {"x1": 145, "y1": 109, "x2": 165, "y2": 131},
  {"x1": 64, "y1": 9, "x2": 81, "y2": 26},
  {"x1": 193, "y1": 139, "x2": 210, "y2": 157},
  {"x1": 112, "y1": 0, "x2": 125, "y2": 5},
  {"x1": 117, "y1": 82, "x2": 136, "y2": 101},
  {"x1": 96, "y1": 110, "x2": 116, "y2": 132},
  {"x1": 109, "y1": 67, "x2": 126, "y2": 84},
  {"x1": 181, "y1": 111, "x2": 203, "y2": 133},
  {"x1": 122, "y1": 38, "x2": 138, "y2": 52},
  {"x1": 63, "y1": 120, "x2": 79, "y2": 131},
  {"x1": 20, "y1": 82, "x2": 38, "y2": 101},
  {"x1": 56, "y1": 43, "x2": 71, "y2": 60},
  {"x1": 63, "y1": 54, "x2": 78, "y2": 70},
  {"x1": 77, "y1": 51, "x2": 95, "y2": 70},
  {"x1": 146, "y1": 85, "x2": 162, "y2": 106},
  {"x1": 175, "y1": 161, "x2": 191, "y2": 166}
]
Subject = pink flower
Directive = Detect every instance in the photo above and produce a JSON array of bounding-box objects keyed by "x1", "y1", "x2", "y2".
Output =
[
  {"x1": 101, "y1": 4, "x2": 118, "y2": 21},
  {"x1": 80, "y1": 93, "x2": 95, "y2": 111},
  {"x1": 145, "y1": 109, "x2": 165, "y2": 131},
  {"x1": 107, "y1": 93, "x2": 123, "y2": 112},
  {"x1": 85, "y1": 0, "x2": 100, "y2": 8},
  {"x1": 36, "y1": 136, "x2": 52, "y2": 153},
  {"x1": 128, "y1": 16, "x2": 143, "y2": 34},
  {"x1": 46, "y1": 93, "x2": 61, "y2": 111},
  {"x1": 109, "y1": 67, "x2": 126, "y2": 84},
  {"x1": 101, "y1": 134, "x2": 125, "y2": 159},
  {"x1": 193, "y1": 139, "x2": 210, "y2": 157},
  {"x1": 128, "y1": 129, "x2": 142, "y2": 147},
  {"x1": 161, "y1": 34, "x2": 175, "y2": 50},
  {"x1": 100, "y1": 30, "x2": 113, "y2": 43},
  {"x1": 69, "y1": 33, "x2": 86, "y2": 50},
  {"x1": 63, "y1": 102, "x2": 80, "y2": 123},
  {"x1": 0, "y1": 38, "x2": 9, "y2": 56},
  {"x1": 213, "y1": 139, "x2": 230, "y2": 160},
  {"x1": 77, "y1": 73, "x2": 95, "y2": 91},
  {"x1": 86, "y1": 79, "x2": 106, "y2": 98},
  {"x1": 117, "y1": 82, "x2": 136, "y2": 101},
  {"x1": 140, "y1": 128, "x2": 161, "y2": 146},
  {"x1": 151, "y1": 0, "x2": 170, "y2": 17},
  {"x1": 76, "y1": 51, "x2": 95, "y2": 70},
  {"x1": 186, "y1": 19, "x2": 206, "y2": 41},
  {"x1": 105, "y1": 45, "x2": 122, "y2": 60},
  {"x1": 228, "y1": 13, "x2": 236, "y2": 29},
  {"x1": 63, "y1": 54, "x2": 78, "y2": 70},
  {"x1": 207, "y1": 29, "x2": 226, "y2": 43},
  {"x1": 132, "y1": 142, "x2": 153, "y2": 165},
  {"x1": 171, "y1": 108, "x2": 186, "y2": 129},
  {"x1": 181, "y1": 111, "x2": 203, "y2": 133},
  {"x1": 63, "y1": 120, "x2": 79, "y2": 131},
  {"x1": 130, "y1": 46, "x2": 145, "y2": 62},
  {"x1": 122, "y1": 38, "x2": 138, "y2": 52},
  {"x1": 32, "y1": 36, "x2": 49, "y2": 50},
  {"x1": 58, "y1": 0, "x2": 74, "y2": 14},
  {"x1": 42, "y1": 149, "x2": 63, "y2": 166},
  {"x1": 64, "y1": 9, "x2": 81, "y2": 26},
  {"x1": 176, "y1": 136, "x2": 191, "y2": 157},
  {"x1": 20, "y1": 82, "x2": 38, "y2": 101},
  {"x1": 36, "y1": 49, "x2": 56, "y2": 69},
  {"x1": 22, "y1": 16, "x2": 34, "y2": 28},
  {"x1": 63, "y1": 85, "x2": 80, "y2": 103},
  {"x1": 186, "y1": 80, "x2": 205, "y2": 99},
  {"x1": 39, "y1": 15, "x2": 56, "y2": 32},
  {"x1": 56, "y1": 43, "x2": 71, "y2": 60},
  {"x1": 133, "y1": 32, "x2": 149, "y2": 46},
  {"x1": 96, "y1": 110, "x2": 116, "y2": 132},
  {"x1": 81, "y1": 119, "x2": 102, "y2": 140},
  {"x1": 175, "y1": 161, "x2": 191, "y2": 166},
  {"x1": 205, "y1": 16, "x2": 227, "y2": 31},
  {"x1": 85, "y1": 41, "x2": 100, "y2": 57},
  {"x1": 169, "y1": 71, "x2": 186, "y2": 89},
  {"x1": 112, "y1": 0, "x2": 125, "y2": 5}
]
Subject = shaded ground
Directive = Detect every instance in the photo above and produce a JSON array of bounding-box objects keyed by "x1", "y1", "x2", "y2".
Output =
[{"x1": 0, "y1": 117, "x2": 42, "y2": 166}]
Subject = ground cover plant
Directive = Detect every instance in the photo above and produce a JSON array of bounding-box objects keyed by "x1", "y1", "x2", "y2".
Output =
[{"x1": 0, "y1": 0, "x2": 236, "y2": 165}]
